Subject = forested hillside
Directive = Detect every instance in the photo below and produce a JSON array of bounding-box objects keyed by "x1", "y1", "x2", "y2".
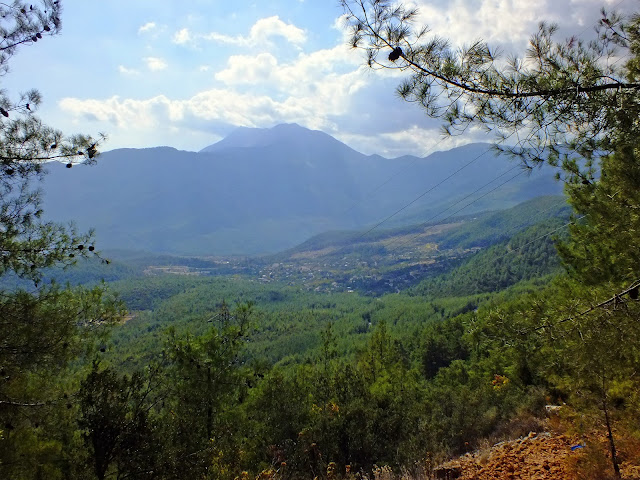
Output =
[{"x1": 1, "y1": 193, "x2": 585, "y2": 478}]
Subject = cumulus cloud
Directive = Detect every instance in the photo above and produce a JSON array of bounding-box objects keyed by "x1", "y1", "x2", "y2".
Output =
[
  {"x1": 60, "y1": 92, "x2": 281, "y2": 131},
  {"x1": 144, "y1": 57, "x2": 168, "y2": 71},
  {"x1": 214, "y1": 53, "x2": 279, "y2": 85},
  {"x1": 58, "y1": 41, "x2": 376, "y2": 150},
  {"x1": 335, "y1": 125, "x2": 478, "y2": 158},
  {"x1": 173, "y1": 16, "x2": 307, "y2": 48},
  {"x1": 58, "y1": 2, "x2": 635, "y2": 156},
  {"x1": 138, "y1": 22, "x2": 157, "y2": 34},
  {"x1": 215, "y1": 44, "x2": 364, "y2": 93},
  {"x1": 58, "y1": 90, "x2": 447, "y2": 157}
]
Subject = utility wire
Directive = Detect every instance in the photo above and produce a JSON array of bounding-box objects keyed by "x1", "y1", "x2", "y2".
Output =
[
  {"x1": 370, "y1": 126, "x2": 566, "y2": 255},
  {"x1": 381, "y1": 164, "x2": 523, "y2": 251},
  {"x1": 337, "y1": 0, "x2": 633, "y2": 324},
  {"x1": 351, "y1": 148, "x2": 492, "y2": 244},
  {"x1": 524, "y1": 276, "x2": 640, "y2": 334},
  {"x1": 341, "y1": 0, "x2": 630, "y2": 233},
  {"x1": 371, "y1": 1, "x2": 633, "y2": 260},
  {"x1": 342, "y1": 135, "x2": 452, "y2": 215},
  {"x1": 485, "y1": 215, "x2": 587, "y2": 265},
  {"x1": 499, "y1": 198, "x2": 570, "y2": 239},
  {"x1": 342, "y1": 95, "x2": 540, "y2": 248}
]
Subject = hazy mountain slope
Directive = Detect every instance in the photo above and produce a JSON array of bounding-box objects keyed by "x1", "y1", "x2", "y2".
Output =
[
  {"x1": 41, "y1": 124, "x2": 563, "y2": 255},
  {"x1": 282, "y1": 195, "x2": 569, "y2": 257}
]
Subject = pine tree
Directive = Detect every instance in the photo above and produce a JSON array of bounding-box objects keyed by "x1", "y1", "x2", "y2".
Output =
[
  {"x1": 0, "y1": 1, "x2": 105, "y2": 280},
  {"x1": 0, "y1": 2, "x2": 118, "y2": 478},
  {"x1": 341, "y1": 3, "x2": 640, "y2": 476},
  {"x1": 340, "y1": 1, "x2": 640, "y2": 176}
]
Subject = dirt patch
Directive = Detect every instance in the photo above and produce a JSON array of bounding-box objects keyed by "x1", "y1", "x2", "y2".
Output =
[
  {"x1": 435, "y1": 432, "x2": 576, "y2": 480},
  {"x1": 434, "y1": 431, "x2": 640, "y2": 480},
  {"x1": 291, "y1": 246, "x2": 339, "y2": 259},
  {"x1": 120, "y1": 313, "x2": 137, "y2": 324}
]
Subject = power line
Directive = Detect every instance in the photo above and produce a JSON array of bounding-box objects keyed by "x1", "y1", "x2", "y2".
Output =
[
  {"x1": 393, "y1": 170, "x2": 528, "y2": 251},
  {"x1": 341, "y1": 0, "x2": 630, "y2": 231},
  {"x1": 525, "y1": 276, "x2": 640, "y2": 334},
  {"x1": 486, "y1": 215, "x2": 587, "y2": 265},
  {"x1": 499, "y1": 198, "x2": 569, "y2": 239},
  {"x1": 352, "y1": 147, "x2": 492, "y2": 243},
  {"x1": 373, "y1": 3, "x2": 633, "y2": 258},
  {"x1": 343, "y1": 91, "x2": 546, "y2": 247},
  {"x1": 342, "y1": 135, "x2": 452, "y2": 216},
  {"x1": 381, "y1": 164, "x2": 523, "y2": 251}
]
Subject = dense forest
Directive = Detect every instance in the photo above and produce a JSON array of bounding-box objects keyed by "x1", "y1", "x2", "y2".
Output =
[{"x1": 3, "y1": 1, "x2": 640, "y2": 480}]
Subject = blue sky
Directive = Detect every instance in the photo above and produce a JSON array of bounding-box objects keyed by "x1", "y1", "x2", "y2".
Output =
[{"x1": 4, "y1": 0, "x2": 631, "y2": 157}]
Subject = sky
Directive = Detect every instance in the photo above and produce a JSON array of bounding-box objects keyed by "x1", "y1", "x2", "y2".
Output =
[{"x1": 4, "y1": 0, "x2": 632, "y2": 158}]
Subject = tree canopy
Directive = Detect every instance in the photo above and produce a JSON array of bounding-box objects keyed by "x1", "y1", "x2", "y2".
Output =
[
  {"x1": 5, "y1": 2, "x2": 640, "y2": 479},
  {"x1": 340, "y1": 4, "x2": 640, "y2": 476}
]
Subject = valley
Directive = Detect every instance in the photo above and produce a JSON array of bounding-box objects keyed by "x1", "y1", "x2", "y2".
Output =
[{"x1": 4, "y1": 2, "x2": 640, "y2": 479}]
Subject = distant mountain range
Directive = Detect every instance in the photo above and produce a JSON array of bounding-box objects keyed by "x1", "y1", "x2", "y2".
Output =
[{"x1": 41, "y1": 123, "x2": 563, "y2": 255}]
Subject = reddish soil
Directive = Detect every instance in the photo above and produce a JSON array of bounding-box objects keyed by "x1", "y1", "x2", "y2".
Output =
[{"x1": 434, "y1": 431, "x2": 640, "y2": 480}]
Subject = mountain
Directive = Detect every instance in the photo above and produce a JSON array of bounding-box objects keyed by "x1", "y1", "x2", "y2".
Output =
[
  {"x1": 41, "y1": 124, "x2": 563, "y2": 255},
  {"x1": 200, "y1": 123, "x2": 354, "y2": 154}
]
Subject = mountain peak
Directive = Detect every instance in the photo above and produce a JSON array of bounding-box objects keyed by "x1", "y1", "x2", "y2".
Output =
[{"x1": 199, "y1": 123, "x2": 350, "y2": 154}]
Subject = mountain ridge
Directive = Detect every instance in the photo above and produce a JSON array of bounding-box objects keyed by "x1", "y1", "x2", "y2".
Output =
[
  {"x1": 199, "y1": 123, "x2": 363, "y2": 156},
  {"x1": 41, "y1": 124, "x2": 563, "y2": 255}
]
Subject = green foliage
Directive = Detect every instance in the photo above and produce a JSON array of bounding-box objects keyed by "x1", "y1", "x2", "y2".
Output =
[
  {"x1": 6, "y1": 2, "x2": 640, "y2": 477},
  {"x1": 558, "y1": 141, "x2": 640, "y2": 284},
  {"x1": 339, "y1": 8, "x2": 640, "y2": 475},
  {"x1": 0, "y1": 3, "x2": 120, "y2": 477},
  {"x1": 0, "y1": 284, "x2": 124, "y2": 479},
  {"x1": 155, "y1": 302, "x2": 253, "y2": 479},
  {"x1": 0, "y1": 2, "x2": 106, "y2": 283},
  {"x1": 411, "y1": 218, "x2": 566, "y2": 297},
  {"x1": 436, "y1": 195, "x2": 570, "y2": 250},
  {"x1": 78, "y1": 362, "x2": 160, "y2": 480}
]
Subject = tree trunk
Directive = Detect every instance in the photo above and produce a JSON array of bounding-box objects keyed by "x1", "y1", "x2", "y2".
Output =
[
  {"x1": 206, "y1": 366, "x2": 212, "y2": 440},
  {"x1": 602, "y1": 373, "x2": 621, "y2": 478}
]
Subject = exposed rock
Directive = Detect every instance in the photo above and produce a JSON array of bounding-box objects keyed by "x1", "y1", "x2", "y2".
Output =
[{"x1": 435, "y1": 432, "x2": 575, "y2": 480}]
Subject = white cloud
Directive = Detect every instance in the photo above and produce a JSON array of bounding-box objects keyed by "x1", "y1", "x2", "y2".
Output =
[
  {"x1": 333, "y1": 124, "x2": 480, "y2": 158},
  {"x1": 214, "y1": 53, "x2": 279, "y2": 85},
  {"x1": 173, "y1": 16, "x2": 307, "y2": 48},
  {"x1": 58, "y1": 2, "x2": 634, "y2": 156},
  {"x1": 57, "y1": 89, "x2": 476, "y2": 156},
  {"x1": 118, "y1": 65, "x2": 140, "y2": 75},
  {"x1": 144, "y1": 57, "x2": 168, "y2": 71},
  {"x1": 60, "y1": 92, "x2": 276, "y2": 130},
  {"x1": 138, "y1": 22, "x2": 157, "y2": 34},
  {"x1": 58, "y1": 41, "x2": 372, "y2": 149},
  {"x1": 172, "y1": 28, "x2": 193, "y2": 46},
  {"x1": 408, "y1": 0, "x2": 632, "y2": 51},
  {"x1": 215, "y1": 44, "x2": 364, "y2": 92},
  {"x1": 244, "y1": 15, "x2": 306, "y2": 45}
]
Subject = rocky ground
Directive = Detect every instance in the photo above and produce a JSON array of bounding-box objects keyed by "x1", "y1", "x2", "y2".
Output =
[{"x1": 433, "y1": 431, "x2": 640, "y2": 480}]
